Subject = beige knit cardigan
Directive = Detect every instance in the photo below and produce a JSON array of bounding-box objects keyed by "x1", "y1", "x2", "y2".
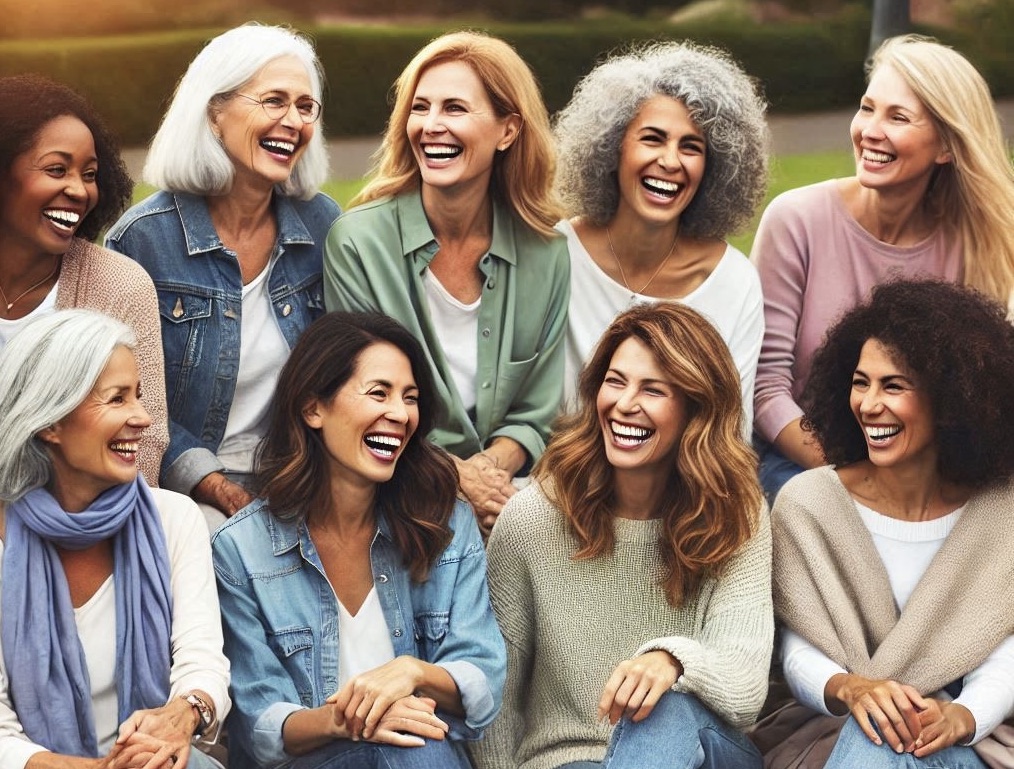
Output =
[
  {"x1": 55, "y1": 238, "x2": 168, "y2": 486},
  {"x1": 754, "y1": 466, "x2": 1014, "y2": 769}
]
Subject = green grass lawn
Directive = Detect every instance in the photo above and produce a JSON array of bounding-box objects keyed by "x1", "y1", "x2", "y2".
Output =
[{"x1": 133, "y1": 149, "x2": 855, "y2": 255}]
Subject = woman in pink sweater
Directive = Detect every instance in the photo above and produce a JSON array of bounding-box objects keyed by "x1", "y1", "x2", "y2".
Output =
[{"x1": 752, "y1": 35, "x2": 1014, "y2": 502}]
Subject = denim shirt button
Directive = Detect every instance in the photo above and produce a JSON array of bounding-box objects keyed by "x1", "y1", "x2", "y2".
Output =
[
  {"x1": 282, "y1": 303, "x2": 292, "y2": 317},
  {"x1": 393, "y1": 629, "x2": 403, "y2": 637},
  {"x1": 377, "y1": 574, "x2": 389, "y2": 583}
]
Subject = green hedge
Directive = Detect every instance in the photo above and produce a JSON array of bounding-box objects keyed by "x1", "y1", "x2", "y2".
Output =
[{"x1": 0, "y1": 14, "x2": 1007, "y2": 147}]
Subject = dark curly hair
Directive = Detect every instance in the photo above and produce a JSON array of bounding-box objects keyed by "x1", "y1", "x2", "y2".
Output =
[
  {"x1": 0, "y1": 74, "x2": 132, "y2": 241},
  {"x1": 801, "y1": 279, "x2": 1014, "y2": 488}
]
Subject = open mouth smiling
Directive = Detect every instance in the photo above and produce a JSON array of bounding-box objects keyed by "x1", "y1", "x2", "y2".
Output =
[
  {"x1": 610, "y1": 420, "x2": 655, "y2": 447},
  {"x1": 422, "y1": 144, "x2": 463, "y2": 160},
  {"x1": 261, "y1": 139, "x2": 296, "y2": 157},
  {"x1": 363, "y1": 433, "x2": 404, "y2": 459},
  {"x1": 43, "y1": 209, "x2": 81, "y2": 231}
]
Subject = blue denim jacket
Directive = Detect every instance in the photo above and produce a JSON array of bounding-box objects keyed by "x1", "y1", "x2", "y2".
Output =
[
  {"x1": 104, "y1": 191, "x2": 340, "y2": 493},
  {"x1": 211, "y1": 498, "x2": 506, "y2": 769}
]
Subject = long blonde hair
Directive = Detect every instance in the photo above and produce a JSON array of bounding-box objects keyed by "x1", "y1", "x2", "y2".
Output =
[
  {"x1": 352, "y1": 31, "x2": 561, "y2": 238},
  {"x1": 871, "y1": 35, "x2": 1014, "y2": 304}
]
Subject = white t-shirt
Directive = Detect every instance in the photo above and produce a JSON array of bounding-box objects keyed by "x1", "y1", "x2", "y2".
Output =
[
  {"x1": 423, "y1": 268, "x2": 480, "y2": 412},
  {"x1": 558, "y1": 220, "x2": 763, "y2": 436},
  {"x1": 218, "y1": 260, "x2": 289, "y2": 473},
  {"x1": 0, "y1": 283, "x2": 58, "y2": 348},
  {"x1": 336, "y1": 586, "x2": 396, "y2": 689}
]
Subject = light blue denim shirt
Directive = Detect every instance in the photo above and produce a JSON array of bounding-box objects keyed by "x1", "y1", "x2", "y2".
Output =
[
  {"x1": 105, "y1": 190, "x2": 340, "y2": 493},
  {"x1": 211, "y1": 498, "x2": 506, "y2": 768}
]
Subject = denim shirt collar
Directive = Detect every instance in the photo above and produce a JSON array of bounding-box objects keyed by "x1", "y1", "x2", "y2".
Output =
[
  {"x1": 175, "y1": 191, "x2": 317, "y2": 257},
  {"x1": 264, "y1": 506, "x2": 393, "y2": 557},
  {"x1": 396, "y1": 187, "x2": 517, "y2": 274}
]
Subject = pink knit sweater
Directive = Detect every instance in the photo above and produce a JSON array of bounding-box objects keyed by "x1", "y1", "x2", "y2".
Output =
[{"x1": 751, "y1": 180, "x2": 961, "y2": 443}]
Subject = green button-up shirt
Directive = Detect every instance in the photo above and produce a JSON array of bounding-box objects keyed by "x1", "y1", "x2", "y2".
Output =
[{"x1": 324, "y1": 189, "x2": 570, "y2": 465}]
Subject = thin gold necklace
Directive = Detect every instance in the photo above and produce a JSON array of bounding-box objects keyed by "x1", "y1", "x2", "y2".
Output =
[
  {"x1": 606, "y1": 226, "x2": 678, "y2": 296},
  {"x1": 0, "y1": 262, "x2": 60, "y2": 313}
]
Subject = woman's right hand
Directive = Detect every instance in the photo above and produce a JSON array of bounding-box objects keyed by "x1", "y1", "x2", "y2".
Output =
[
  {"x1": 366, "y1": 695, "x2": 448, "y2": 747},
  {"x1": 192, "y1": 472, "x2": 254, "y2": 516},
  {"x1": 453, "y1": 454, "x2": 515, "y2": 534},
  {"x1": 826, "y1": 672, "x2": 927, "y2": 753}
]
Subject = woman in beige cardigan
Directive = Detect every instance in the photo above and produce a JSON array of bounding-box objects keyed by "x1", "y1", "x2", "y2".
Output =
[
  {"x1": 0, "y1": 74, "x2": 167, "y2": 485},
  {"x1": 754, "y1": 280, "x2": 1014, "y2": 769}
]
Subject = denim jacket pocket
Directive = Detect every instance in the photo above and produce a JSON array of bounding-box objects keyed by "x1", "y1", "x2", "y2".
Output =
[
  {"x1": 413, "y1": 612, "x2": 450, "y2": 664},
  {"x1": 158, "y1": 292, "x2": 214, "y2": 406},
  {"x1": 266, "y1": 626, "x2": 316, "y2": 706}
]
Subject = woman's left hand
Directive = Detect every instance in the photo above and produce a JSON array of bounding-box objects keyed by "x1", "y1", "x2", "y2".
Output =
[
  {"x1": 598, "y1": 650, "x2": 683, "y2": 725},
  {"x1": 327, "y1": 656, "x2": 424, "y2": 741},
  {"x1": 912, "y1": 699, "x2": 976, "y2": 758},
  {"x1": 115, "y1": 697, "x2": 197, "y2": 769}
]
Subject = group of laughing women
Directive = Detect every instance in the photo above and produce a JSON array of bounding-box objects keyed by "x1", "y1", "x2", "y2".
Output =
[{"x1": 0, "y1": 17, "x2": 1012, "y2": 769}]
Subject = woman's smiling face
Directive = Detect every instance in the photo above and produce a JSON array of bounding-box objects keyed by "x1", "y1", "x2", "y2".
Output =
[{"x1": 406, "y1": 60, "x2": 520, "y2": 198}]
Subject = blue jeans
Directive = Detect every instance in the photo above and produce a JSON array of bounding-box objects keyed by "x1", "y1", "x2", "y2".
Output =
[
  {"x1": 560, "y1": 692, "x2": 761, "y2": 769},
  {"x1": 826, "y1": 717, "x2": 987, "y2": 769},
  {"x1": 280, "y1": 737, "x2": 471, "y2": 769},
  {"x1": 756, "y1": 440, "x2": 804, "y2": 507}
]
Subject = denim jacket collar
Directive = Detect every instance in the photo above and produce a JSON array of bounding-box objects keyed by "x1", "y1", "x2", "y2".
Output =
[
  {"x1": 396, "y1": 187, "x2": 518, "y2": 273},
  {"x1": 264, "y1": 507, "x2": 393, "y2": 557},
  {"x1": 175, "y1": 192, "x2": 317, "y2": 257}
]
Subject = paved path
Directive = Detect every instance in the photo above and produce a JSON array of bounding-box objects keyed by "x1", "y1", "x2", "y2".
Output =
[{"x1": 121, "y1": 99, "x2": 1014, "y2": 181}]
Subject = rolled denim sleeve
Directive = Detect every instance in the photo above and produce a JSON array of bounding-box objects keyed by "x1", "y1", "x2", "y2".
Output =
[
  {"x1": 428, "y1": 502, "x2": 506, "y2": 739},
  {"x1": 211, "y1": 516, "x2": 308, "y2": 768}
]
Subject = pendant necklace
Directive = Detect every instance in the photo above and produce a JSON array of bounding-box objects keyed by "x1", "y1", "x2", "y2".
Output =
[
  {"x1": 606, "y1": 226, "x2": 679, "y2": 300},
  {"x1": 0, "y1": 262, "x2": 60, "y2": 313}
]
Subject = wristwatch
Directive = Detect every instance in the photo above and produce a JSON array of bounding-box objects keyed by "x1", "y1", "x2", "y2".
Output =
[{"x1": 182, "y1": 693, "x2": 214, "y2": 737}]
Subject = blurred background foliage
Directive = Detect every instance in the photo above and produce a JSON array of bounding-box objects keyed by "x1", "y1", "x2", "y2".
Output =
[{"x1": 0, "y1": 0, "x2": 1008, "y2": 144}]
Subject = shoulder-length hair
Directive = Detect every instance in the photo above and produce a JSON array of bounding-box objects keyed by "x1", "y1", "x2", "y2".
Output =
[
  {"x1": 143, "y1": 23, "x2": 328, "y2": 200},
  {"x1": 0, "y1": 309, "x2": 135, "y2": 502},
  {"x1": 802, "y1": 279, "x2": 1014, "y2": 488},
  {"x1": 256, "y1": 311, "x2": 457, "y2": 580},
  {"x1": 352, "y1": 30, "x2": 562, "y2": 238},
  {"x1": 0, "y1": 75, "x2": 133, "y2": 241},
  {"x1": 536, "y1": 303, "x2": 762, "y2": 606},
  {"x1": 869, "y1": 35, "x2": 1014, "y2": 304},
  {"x1": 553, "y1": 41, "x2": 769, "y2": 239}
]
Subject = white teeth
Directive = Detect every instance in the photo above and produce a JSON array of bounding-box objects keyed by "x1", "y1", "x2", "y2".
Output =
[
  {"x1": 865, "y1": 425, "x2": 901, "y2": 441},
  {"x1": 862, "y1": 149, "x2": 894, "y2": 163},
  {"x1": 109, "y1": 441, "x2": 138, "y2": 453},
  {"x1": 44, "y1": 210, "x2": 81, "y2": 229},
  {"x1": 261, "y1": 140, "x2": 295, "y2": 154},
  {"x1": 423, "y1": 144, "x2": 461, "y2": 158},
  {"x1": 364, "y1": 434, "x2": 403, "y2": 457},
  {"x1": 642, "y1": 177, "x2": 680, "y2": 198},
  {"x1": 609, "y1": 420, "x2": 654, "y2": 448}
]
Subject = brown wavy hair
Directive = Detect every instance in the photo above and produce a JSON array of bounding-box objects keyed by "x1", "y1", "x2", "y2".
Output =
[
  {"x1": 535, "y1": 303, "x2": 762, "y2": 606},
  {"x1": 352, "y1": 30, "x2": 562, "y2": 238},
  {"x1": 255, "y1": 311, "x2": 457, "y2": 581}
]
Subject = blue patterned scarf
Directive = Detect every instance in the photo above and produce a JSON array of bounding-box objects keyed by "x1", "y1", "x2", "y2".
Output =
[{"x1": 1, "y1": 477, "x2": 172, "y2": 756}]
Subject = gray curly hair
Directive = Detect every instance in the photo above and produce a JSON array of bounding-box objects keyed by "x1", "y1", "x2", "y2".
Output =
[{"x1": 554, "y1": 41, "x2": 770, "y2": 238}]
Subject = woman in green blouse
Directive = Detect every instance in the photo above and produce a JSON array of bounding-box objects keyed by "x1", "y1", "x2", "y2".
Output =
[{"x1": 324, "y1": 31, "x2": 569, "y2": 535}]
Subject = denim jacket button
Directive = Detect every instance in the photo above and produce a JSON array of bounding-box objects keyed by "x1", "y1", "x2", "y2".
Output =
[
  {"x1": 282, "y1": 303, "x2": 292, "y2": 317},
  {"x1": 172, "y1": 297, "x2": 184, "y2": 319},
  {"x1": 223, "y1": 307, "x2": 238, "y2": 320},
  {"x1": 377, "y1": 574, "x2": 389, "y2": 583},
  {"x1": 393, "y1": 629, "x2": 403, "y2": 637}
]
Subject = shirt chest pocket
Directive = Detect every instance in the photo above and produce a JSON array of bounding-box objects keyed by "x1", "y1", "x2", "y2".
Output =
[
  {"x1": 266, "y1": 626, "x2": 316, "y2": 707},
  {"x1": 158, "y1": 293, "x2": 214, "y2": 368},
  {"x1": 413, "y1": 612, "x2": 450, "y2": 664}
]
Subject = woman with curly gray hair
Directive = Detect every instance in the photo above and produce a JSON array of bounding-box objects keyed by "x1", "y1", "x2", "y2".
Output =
[{"x1": 554, "y1": 41, "x2": 769, "y2": 433}]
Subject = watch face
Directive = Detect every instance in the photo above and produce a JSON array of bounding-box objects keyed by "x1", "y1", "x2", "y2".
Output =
[{"x1": 186, "y1": 694, "x2": 213, "y2": 735}]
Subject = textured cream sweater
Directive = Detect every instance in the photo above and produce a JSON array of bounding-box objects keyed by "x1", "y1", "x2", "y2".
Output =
[{"x1": 472, "y1": 482, "x2": 773, "y2": 769}]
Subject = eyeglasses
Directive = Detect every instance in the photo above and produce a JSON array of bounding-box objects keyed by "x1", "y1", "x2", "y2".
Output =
[{"x1": 235, "y1": 93, "x2": 322, "y2": 124}]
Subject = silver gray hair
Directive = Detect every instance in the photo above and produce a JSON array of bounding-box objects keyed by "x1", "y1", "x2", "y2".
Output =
[
  {"x1": 554, "y1": 41, "x2": 770, "y2": 238},
  {"x1": 143, "y1": 23, "x2": 328, "y2": 200},
  {"x1": 0, "y1": 310, "x2": 135, "y2": 502}
]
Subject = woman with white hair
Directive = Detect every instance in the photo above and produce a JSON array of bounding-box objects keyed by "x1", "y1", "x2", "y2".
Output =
[
  {"x1": 0, "y1": 309, "x2": 230, "y2": 769},
  {"x1": 752, "y1": 34, "x2": 1014, "y2": 503},
  {"x1": 106, "y1": 24, "x2": 340, "y2": 528},
  {"x1": 553, "y1": 41, "x2": 769, "y2": 431}
]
